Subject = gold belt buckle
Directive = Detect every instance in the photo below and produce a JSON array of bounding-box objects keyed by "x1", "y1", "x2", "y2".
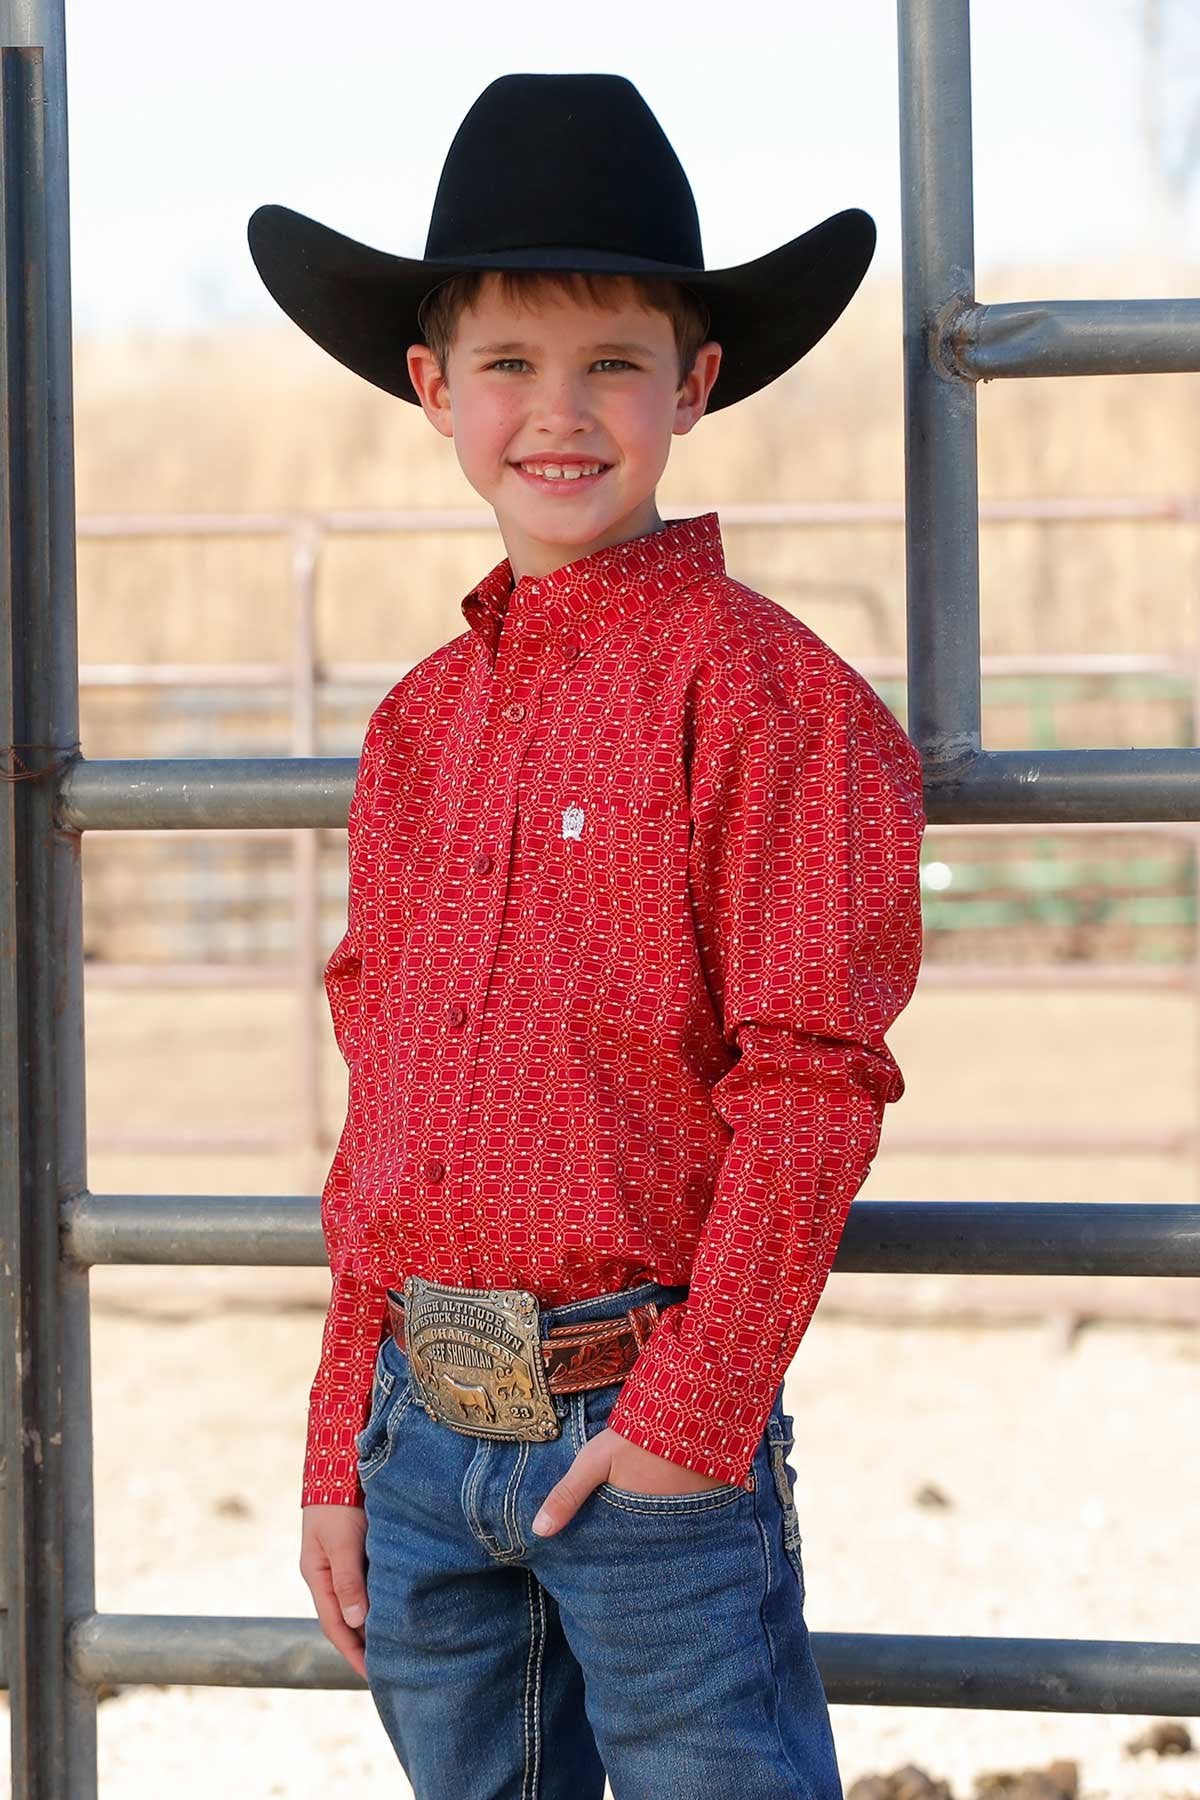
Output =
[{"x1": 401, "y1": 1275, "x2": 562, "y2": 1442}]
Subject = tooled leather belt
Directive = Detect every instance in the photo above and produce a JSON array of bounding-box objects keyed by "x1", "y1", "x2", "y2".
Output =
[{"x1": 385, "y1": 1274, "x2": 668, "y2": 1443}]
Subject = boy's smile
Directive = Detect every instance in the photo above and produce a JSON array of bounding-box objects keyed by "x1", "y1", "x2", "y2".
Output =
[
  {"x1": 407, "y1": 275, "x2": 722, "y2": 581},
  {"x1": 510, "y1": 455, "x2": 611, "y2": 494}
]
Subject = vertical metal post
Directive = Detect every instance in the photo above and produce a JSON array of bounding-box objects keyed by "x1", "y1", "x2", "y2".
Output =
[
  {"x1": 0, "y1": 2, "x2": 96, "y2": 1794},
  {"x1": 897, "y1": 0, "x2": 982, "y2": 767}
]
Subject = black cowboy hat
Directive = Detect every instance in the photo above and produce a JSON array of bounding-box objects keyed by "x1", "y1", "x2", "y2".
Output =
[{"x1": 247, "y1": 72, "x2": 876, "y2": 415}]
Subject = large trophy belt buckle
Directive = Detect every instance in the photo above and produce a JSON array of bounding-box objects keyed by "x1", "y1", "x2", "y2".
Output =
[{"x1": 402, "y1": 1275, "x2": 562, "y2": 1443}]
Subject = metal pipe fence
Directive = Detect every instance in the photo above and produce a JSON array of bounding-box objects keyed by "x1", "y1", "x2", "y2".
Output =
[
  {"x1": 70, "y1": 574, "x2": 1200, "y2": 1172},
  {"x1": 3, "y1": 2, "x2": 1200, "y2": 1797},
  {"x1": 63, "y1": 604, "x2": 1200, "y2": 1173},
  {"x1": 67, "y1": 563, "x2": 1200, "y2": 1169}
]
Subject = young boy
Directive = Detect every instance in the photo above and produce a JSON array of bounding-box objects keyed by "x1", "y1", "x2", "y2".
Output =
[{"x1": 249, "y1": 71, "x2": 924, "y2": 1800}]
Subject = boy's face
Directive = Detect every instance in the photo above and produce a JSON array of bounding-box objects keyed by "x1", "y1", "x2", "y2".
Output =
[{"x1": 407, "y1": 275, "x2": 722, "y2": 580}]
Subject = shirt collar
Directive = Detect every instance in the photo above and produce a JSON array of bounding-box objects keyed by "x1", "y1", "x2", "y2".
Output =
[{"x1": 460, "y1": 511, "x2": 725, "y2": 664}]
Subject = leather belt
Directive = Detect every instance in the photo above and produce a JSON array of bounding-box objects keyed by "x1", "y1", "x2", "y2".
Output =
[{"x1": 386, "y1": 1274, "x2": 666, "y2": 1444}]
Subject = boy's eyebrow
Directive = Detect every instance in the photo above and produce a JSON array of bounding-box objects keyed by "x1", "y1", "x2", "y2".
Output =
[{"x1": 468, "y1": 339, "x2": 660, "y2": 357}]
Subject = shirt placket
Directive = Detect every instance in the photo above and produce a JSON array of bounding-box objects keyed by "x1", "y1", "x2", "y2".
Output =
[{"x1": 429, "y1": 588, "x2": 564, "y2": 1286}]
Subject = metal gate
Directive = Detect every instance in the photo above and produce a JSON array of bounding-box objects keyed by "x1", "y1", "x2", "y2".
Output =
[{"x1": 2, "y1": 0, "x2": 1198, "y2": 1792}]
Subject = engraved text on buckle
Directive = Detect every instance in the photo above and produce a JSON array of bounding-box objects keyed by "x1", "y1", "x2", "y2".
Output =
[{"x1": 402, "y1": 1275, "x2": 562, "y2": 1442}]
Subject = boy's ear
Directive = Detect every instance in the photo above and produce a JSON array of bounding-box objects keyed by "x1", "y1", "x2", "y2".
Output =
[
  {"x1": 407, "y1": 344, "x2": 455, "y2": 439},
  {"x1": 673, "y1": 340, "x2": 723, "y2": 436}
]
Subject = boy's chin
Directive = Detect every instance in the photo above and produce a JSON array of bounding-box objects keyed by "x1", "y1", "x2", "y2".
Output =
[{"x1": 493, "y1": 500, "x2": 637, "y2": 548}]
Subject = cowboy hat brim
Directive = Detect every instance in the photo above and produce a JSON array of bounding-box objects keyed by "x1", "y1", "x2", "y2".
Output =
[{"x1": 246, "y1": 202, "x2": 876, "y2": 414}]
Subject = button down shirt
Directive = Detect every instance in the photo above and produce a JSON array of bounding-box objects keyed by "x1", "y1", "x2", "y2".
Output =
[{"x1": 303, "y1": 511, "x2": 925, "y2": 1507}]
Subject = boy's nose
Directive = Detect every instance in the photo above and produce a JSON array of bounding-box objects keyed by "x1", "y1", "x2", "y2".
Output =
[{"x1": 529, "y1": 376, "x2": 594, "y2": 433}]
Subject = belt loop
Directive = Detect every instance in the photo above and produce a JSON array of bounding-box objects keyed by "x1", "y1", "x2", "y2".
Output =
[{"x1": 627, "y1": 1301, "x2": 659, "y2": 1349}]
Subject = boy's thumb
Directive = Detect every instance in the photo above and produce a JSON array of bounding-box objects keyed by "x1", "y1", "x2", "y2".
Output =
[{"x1": 331, "y1": 1559, "x2": 368, "y2": 1629}]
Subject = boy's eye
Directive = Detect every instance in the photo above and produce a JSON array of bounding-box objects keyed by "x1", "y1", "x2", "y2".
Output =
[{"x1": 482, "y1": 358, "x2": 637, "y2": 373}]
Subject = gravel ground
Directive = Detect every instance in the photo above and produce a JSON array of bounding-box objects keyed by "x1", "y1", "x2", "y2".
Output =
[{"x1": 3, "y1": 1271, "x2": 1195, "y2": 1799}]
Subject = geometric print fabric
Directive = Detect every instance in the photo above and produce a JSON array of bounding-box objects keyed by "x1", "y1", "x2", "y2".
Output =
[{"x1": 304, "y1": 510, "x2": 925, "y2": 1507}]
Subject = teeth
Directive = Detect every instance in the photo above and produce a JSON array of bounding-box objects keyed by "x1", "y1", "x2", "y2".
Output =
[{"x1": 521, "y1": 462, "x2": 604, "y2": 480}]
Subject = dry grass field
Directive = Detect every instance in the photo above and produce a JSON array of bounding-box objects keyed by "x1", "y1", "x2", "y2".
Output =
[
  {"x1": 71, "y1": 256, "x2": 1200, "y2": 711},
  {"x1": 3, "y1": 259, "x2": 1199, "y2": 1794}
]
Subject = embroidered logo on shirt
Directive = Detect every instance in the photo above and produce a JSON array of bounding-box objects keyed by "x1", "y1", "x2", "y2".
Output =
[{"x1": 561, "y1": 802, "x2": 585, "y2": 841}]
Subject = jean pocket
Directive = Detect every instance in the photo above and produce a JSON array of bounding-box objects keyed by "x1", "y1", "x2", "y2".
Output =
[
  {"x1": 354, "y1": 1341, "x2": 413, "y2": 1486},
  {"x1": 580, "y1": 1380, "x2": 747, "y2": 1513},
  {"x1": 765, "y1": 1411, "x2": 806, "y2": 1595}
]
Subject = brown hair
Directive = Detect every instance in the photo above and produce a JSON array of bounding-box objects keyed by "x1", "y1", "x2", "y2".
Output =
[{"x1": 415, "y1": 269, "x2": 712, "y2": 388}]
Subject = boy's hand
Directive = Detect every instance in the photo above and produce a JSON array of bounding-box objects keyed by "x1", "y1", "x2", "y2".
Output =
[
  {"x1": 531, "y1": 1426, "x2": 731, "y2": 1537},
  {"x1": 300, "y1": 1504, "x2": 369, "y2": 1679}
]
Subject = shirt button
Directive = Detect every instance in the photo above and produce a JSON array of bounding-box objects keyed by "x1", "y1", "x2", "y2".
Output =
[
  {"x1": 471, "y1": 850, "x2": 493, "y2": 876},
  {"x1": 562, "y1": 633, "x2": 581, "y2": 660},
  {"x1": 502, "y1": 700, "x2": 526, "y2": 723},
  {"x1": 423, "y1": 1158, "x2": 446, "y2": 1184},
  {"x1": 448, "y1": 1003, "x2": 467, "y2": 1027}
]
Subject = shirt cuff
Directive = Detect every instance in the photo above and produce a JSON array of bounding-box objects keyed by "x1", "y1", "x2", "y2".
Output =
[
  {"x1": 301, "y1": 1389, "x2": 368, "y2": 1509},
  {"x1": 300, "y1": 1268, "x2": 389, "y2": 1509},
  {"x1": 604, "y1": 1304, "x2": 773, "y2": 1492}
]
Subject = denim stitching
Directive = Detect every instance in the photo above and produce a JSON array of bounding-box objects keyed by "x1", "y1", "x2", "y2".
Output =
[
  {"x1": 355, "y1": 1389, "x2": 413, "y2": 1486},
  {"x1": 594, "y1": 1482, "x2": 745, "y2": 1515},
  {"x1": 521, "y1": 1568, "x2": 546, "y2": 1799},
  {"x1": 352, "y1": 1347, "x2": 397, "y2": 1461},
  {"x1": 463, "y1": 1439, "x2": 496, "y2": 1553},
  {"x1": 568, "y1": 1391, "x2": 585, "y2": 1457},
  {"x1": 504, "y1": 1438, "x2": 530, "y2": 1556},
  {"x1": 767, "y1": 1422, "x2": 806, "y2": 1589},
  {"x1": 470, "y1": 1438, "x2": 528, "y2": 1562},
  {"x1": 750, "y1": 1470, "x2": 812, "y2": 1799}
]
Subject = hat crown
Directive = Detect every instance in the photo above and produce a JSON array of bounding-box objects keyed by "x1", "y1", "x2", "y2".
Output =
[{"x1": 424, "y1": 73, "x2": 704, "y2": 269}]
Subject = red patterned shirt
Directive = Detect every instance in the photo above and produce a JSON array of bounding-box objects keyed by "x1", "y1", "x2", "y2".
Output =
[{"x1": 304, "y1": 510, "x2": 924, "y2": 1507}]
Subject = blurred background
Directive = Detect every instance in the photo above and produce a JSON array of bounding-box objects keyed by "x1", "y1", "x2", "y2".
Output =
[{"x1": 12, "y1": 0, "x2": 1200, "y2": 1795}]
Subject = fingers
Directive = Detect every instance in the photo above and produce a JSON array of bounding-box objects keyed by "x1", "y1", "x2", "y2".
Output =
[
  {"x1": 300, "y1": 1506, "x2": 369, "y2": 1680},
  {"x1": 307, "y1": 1561, "x2": 367, "y2": 1680},
  {"x1": 328, "y1": 1537, "x2": 370, "y2": 1631},
  {"x1": 531, "y1": 1442, "x2": 608, "y2": 1538}
]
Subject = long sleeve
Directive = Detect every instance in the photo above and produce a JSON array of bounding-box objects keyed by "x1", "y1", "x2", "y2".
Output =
[
  {"x1": 322, "y1": 708, "x2": 387, "y2": 1072},
  {"x1": 301, "y1": 702, "x2": 394, "y2": 1508},
  {"x1": 301, "y1": 1267, "x2": 390, "y2": 1507},
  {"x1": 606, "y1": 662, "x2": 925, "y2": 1488}
]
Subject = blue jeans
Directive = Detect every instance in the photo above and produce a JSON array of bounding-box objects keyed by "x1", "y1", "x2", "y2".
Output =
[{"x1": 357, "y1": 1278, "x2": 843, "y2": 1799}]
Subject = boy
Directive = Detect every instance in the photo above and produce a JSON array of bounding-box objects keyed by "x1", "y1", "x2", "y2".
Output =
[{"x1": 249, "y1": 71, "x2": 924, "y2": 1800}]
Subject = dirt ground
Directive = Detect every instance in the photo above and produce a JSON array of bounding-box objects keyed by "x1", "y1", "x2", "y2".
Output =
[
  {"x1": 37, "y1": 1289, "x2": 1200, "y2": 1800},
  {"x1": 2, "y1": 984, "x2": 1198, "y2": 1798}
]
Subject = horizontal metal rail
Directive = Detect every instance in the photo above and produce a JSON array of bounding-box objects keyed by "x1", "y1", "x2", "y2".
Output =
[
  {"x1": 61, "y1": 1197, "x2": 1200, "y2": 1278},
  {"x1": 2, "y1": 1615, "x2": 1196, "y2": 1712},
  {"x1": 951, "y1": 299, "x2": 1200, "y2": 381},
  {"x1": 817, "y1": 1632, "x2": 1200, "y2": 1714},
  {"x1": 923, "y1": 748, "x2": 1200, "y2": 824},
  {"x1": 59, "y1": 757, "x2": 352, "y2": 830},
  {"x1": 53, "y1": 1619, "x2": 1200, "y2": 1712},
  {"x1": 66, "y1": 1614, "x2": 361, "y2": 1691},
  {"x1": 57, "y1": 750, "x2": 1200, "y2": 832}
]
